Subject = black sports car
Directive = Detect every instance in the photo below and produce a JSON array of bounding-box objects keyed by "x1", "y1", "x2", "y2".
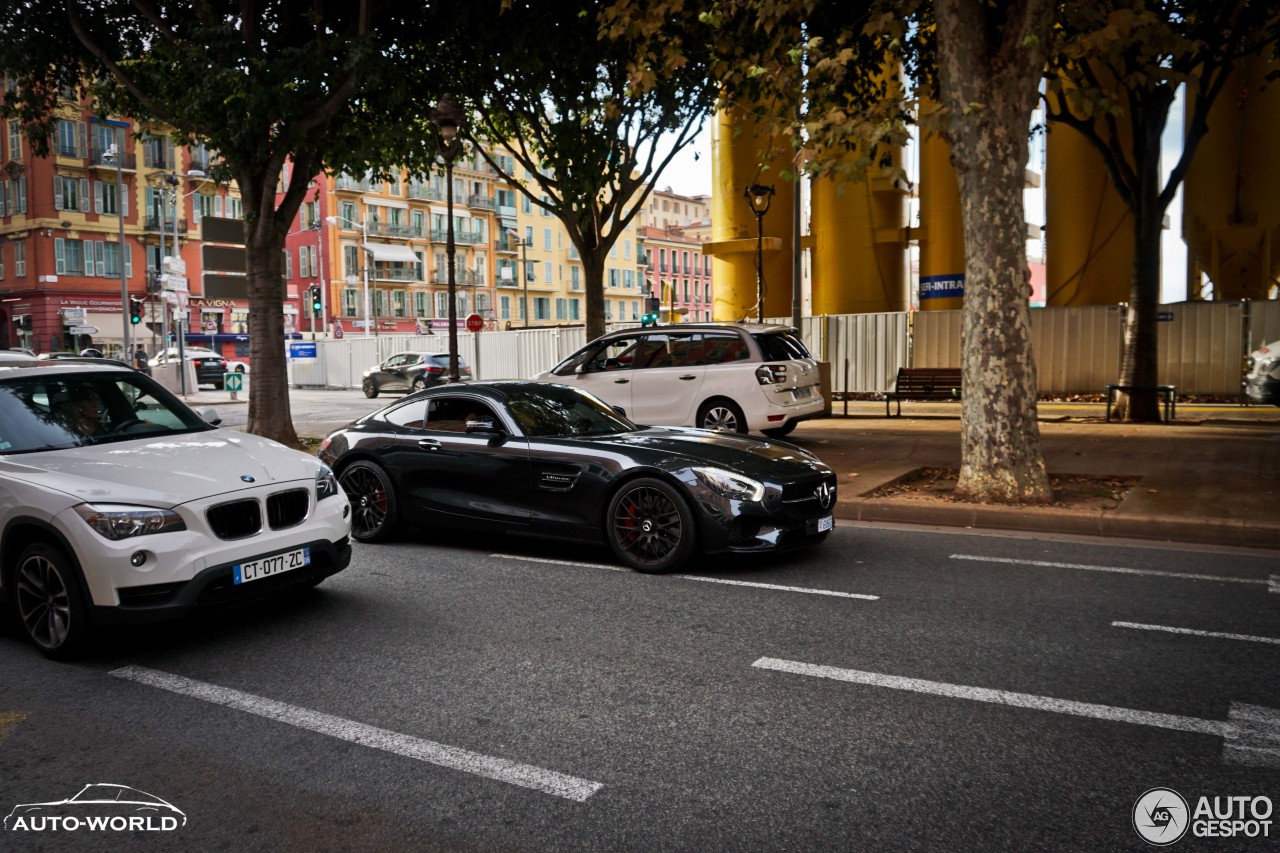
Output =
[{"x1": 319, "y1": 381, "x2": 836, "y2": 572}]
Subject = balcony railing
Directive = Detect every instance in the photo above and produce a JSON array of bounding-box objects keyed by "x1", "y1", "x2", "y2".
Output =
[
  {"x1": 56, "y1": 141, "x2": 87, "y2": 159},
  {"x1": 144, "y1": 217, "x2": 188, "y2": 234},
  {"x1": 144, "y1": 152, "x2": 172, "y2": 170},
  {"x1": 89, "y1": 148, "x2": 136, "y2": 170},
  {"x1": 468, "y1": 194, "x2": 497, "y2": 211},
  {"x1": 431, "y1": 269, "x2": 486, "y2": 286},
  {"x1": 495, "y1": 237, "x2": 521, "y2": 253},
  {"x1": 408, "y1": 185, "x2": 443, "y2": 201},
  {"x1": 367, "y1": 221, "x2": 421, "y2": 239},
  {"x1": 429, "y1": 229, "x2": 485, "y2": 245},
  {"x1": 373, "y1": 267, "x2": 422, "y2": 282}
]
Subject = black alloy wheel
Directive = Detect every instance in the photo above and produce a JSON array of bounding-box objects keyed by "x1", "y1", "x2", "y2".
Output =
[
  {"x1": 362, "y1": 378, "x2": 379, "y2": 398},
  {"x1": 339, "y1": 461, "x2": 399, "y2": 542},
  {"x1": 698, "y1": 399, "x2": 748, "y2": 434},
  {"x1": 12, "y1": 543, "x2": 88, "y2": 659},
  {"x1": 606, "y1": 477, "x2": 697, "y2": 573}
]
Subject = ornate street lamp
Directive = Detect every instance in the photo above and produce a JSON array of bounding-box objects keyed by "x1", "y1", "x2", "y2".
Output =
[
  {"x1": 744, "y1": 183, "x2": 774, "y2": 323},
  {"x1": 431, "y1": 94, "x2": 466, "y2": 383}
]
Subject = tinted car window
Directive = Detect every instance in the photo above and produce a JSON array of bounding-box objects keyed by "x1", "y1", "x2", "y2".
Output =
[
  {"x1": 427, "y1": 354, "x2": 468, "y2": 369},
  {"x1": 0, "y1": 374, "x2": 211, "y2": 454},
  {"x1": 573, "y1": 336, "x2": 645, "y2": 374},
  {"x1": 700, "y1": 333, "x2": 750, "y2": 365},
  {"x1": 504, "y1": 385, "x2": 634, "y2": 437},
  {"x1": 754, "y1": 332, "x2": 812, "y2": 361},
  {"x1": 425, "y1": 397, "x2": 496, "y2": 432},
  {"x1": 382, "y1": 400, "x2": 427, "y2": 429}
]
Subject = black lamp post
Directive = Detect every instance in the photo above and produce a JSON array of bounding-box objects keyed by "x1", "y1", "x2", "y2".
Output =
[
  {"x1": 744, "y1": 183, "x2": 774, "y2": 322},
  {"x1": 432, "y1": 94, "x2": 466, "y2": 382}
]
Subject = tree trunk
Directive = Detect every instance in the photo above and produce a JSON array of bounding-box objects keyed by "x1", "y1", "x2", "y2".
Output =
[
  {"x1": 244, "y1": 215, "x2": 300, "y2": 447},
  {"x1": 1112, "y1": 151, "x2": 1165, "y2": 422},
  {"x1": 936, "y1": 0, "x2": 1053, "y2": 504},
  {"x1": 582, "y1": 248, "x2": 607, "y2": 340}
]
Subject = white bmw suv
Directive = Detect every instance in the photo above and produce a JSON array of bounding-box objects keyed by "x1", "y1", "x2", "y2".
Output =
[
  {"x1": 534, "y1": 323, "x2": 824, "y2": 437},
  {"x1": 0, "y1": 361, "x2": 352, "y2": 658}
]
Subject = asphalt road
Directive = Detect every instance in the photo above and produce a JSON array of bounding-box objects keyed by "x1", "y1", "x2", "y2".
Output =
[{"x1": 2, "y1": 524, "x2": 1277, "y2": 851}]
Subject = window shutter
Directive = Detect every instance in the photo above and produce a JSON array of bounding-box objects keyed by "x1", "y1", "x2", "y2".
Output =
[
  {"x1": 165, "y1": 136, "x2": 175, "y2": 169},
  {"x1": 95, "y1": 241, "x2": 106, "y2": 276},
  {"x1": 16, "y1": 177, "x2": 24, "y2": 213},
  {"x1": 124, "y1": 243, "x2": 132, "y2": 278},
  {"x1": 215, "y1": 195, "x2": 223, "y2": 217},
  {"x1": 79, "y1": 178, "x2": 90, "y2": 212},
  {"x1": 120, "y1": 182, "x2": 128, "y2": 217},
  {"x1": 53, "y1": 176, "x2": 63, "y2": 210},
  {"x1": 55, "y1": 238, "x2": 66, "y2": 274},
  {"x1": 94, "y1": 181, "x2": 103, "y2": 213},
  {"x1": 78, "y1": 121, "x2": 87, "y2": 158}
]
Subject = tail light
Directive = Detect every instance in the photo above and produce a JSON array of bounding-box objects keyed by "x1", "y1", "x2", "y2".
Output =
[
  {"x1": 425, "y1": 365, "x2": 444, "y2": 374},
  {"x1": 756, "y1": 364, "x2": 788, "y2": 385}
]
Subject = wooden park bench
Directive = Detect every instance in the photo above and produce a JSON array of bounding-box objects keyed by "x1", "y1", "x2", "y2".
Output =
[{"x1": 885, "y1": 367, "x2": 963, "y2": 416}]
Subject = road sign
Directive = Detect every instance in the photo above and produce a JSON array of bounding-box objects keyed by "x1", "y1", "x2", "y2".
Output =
[
  {"x1": 62, "y1": 307, "x2": 87, "y2": 322},
  {"x1": 224, "y1": 373, "x2": 244, "y2": 393},
  {"x1": 69, "y1": 325, "x2": 99, "y2": 335},
  {"x1": 466, "y1": 313, "x2": 485, "y2": 333},
  {"x1": 162, "y1": 274, "x2": 189, "y2": 292},
  {"x1": 205, "y1": 318, "x2": 216, "y2": 331},
  {"x1": 288, "y1": 341, "x2": 318, "y2": 360}
]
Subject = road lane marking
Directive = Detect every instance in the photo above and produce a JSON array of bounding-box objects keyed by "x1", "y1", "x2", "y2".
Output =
[
  {"x1": 0, "y1": 711, "x2": 27, "y2": 747},
  {"x1": 671, "y1": 575, "x2": 879, "y2": 600},
  {"x1": 752, "y1": 657, "x2": 1280, "y2": 768},
  {"x1": 1270, "y1": 575, "x2": 1279, "y2": 594},
  {"x1": 751, "y1": 657, "x2": 1229, "y2": 736},
  {"x1": 110, "y1": 666, "x2": 602, "y2": 802},
  {"x1": 1113, "y1": 621, "x2": 1280, "y2": 646},
  {"x1": 492, "y1": 554, "x2": 878, "y2": 600},
  {"x1": 950, "y1": 554, "x2": 1270, "y2": 586}
]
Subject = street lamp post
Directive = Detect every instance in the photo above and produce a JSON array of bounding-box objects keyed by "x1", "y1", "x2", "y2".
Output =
[
  {"x1": 103, "y1": 128, "x2": 129, "y2": 358},
  {"x1": 744, "y1": 183, "x2": 775, "y2": 323},
  {"x1": 154, "y1": 169, "x2": 206, "y2": 395},
  {"x1": 432, "y1": 94, "x2": 466, "y2": 383}
]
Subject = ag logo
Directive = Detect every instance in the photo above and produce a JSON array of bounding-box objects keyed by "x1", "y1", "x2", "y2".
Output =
[{"x1": 1133, "y1": 787, "x2": 1189, "y2": 846}]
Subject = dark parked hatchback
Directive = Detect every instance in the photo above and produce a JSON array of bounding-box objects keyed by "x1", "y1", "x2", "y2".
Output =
[{"x1": 362, "y1": 352, "x2": 471, "y2": 397}]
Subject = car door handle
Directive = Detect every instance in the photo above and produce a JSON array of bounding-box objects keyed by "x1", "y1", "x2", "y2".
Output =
[
  {"x1": 614, "y1": 378, "x2": 630, "y2": 384},
  {"x1": 679, "y1": 374, "x2": 697, "y2": 380},
  {"x1": 417, "y1": 438, "x2": 441, "y2": 451}
]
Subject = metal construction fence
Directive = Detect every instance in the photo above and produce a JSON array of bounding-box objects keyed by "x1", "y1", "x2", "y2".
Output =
[{"x1": 294, "y1": 300, "x2": 1278, "y2": 397}]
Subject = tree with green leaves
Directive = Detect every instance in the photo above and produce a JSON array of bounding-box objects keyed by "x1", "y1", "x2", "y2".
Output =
[
  {"x1": 431, "y1": 0, "x2": 717, "y2": 342},
  {"x1": 0, "y1": 2, "x2": 436, "y2": 445},
  {"x1": 690, "y1": 0, "x2": 1054, "y2": 502},
  {"x1": 1043, "y1": 0, "x2": 1280, "y2": 422}
]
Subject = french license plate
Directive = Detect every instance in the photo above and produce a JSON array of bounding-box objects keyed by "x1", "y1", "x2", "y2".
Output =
[
  {"x1": 233, "y1": 547, "x2": 311, "y2": 585},
  {"x1": 816, "y1": 515, "x2": 833, "y2": 533},
  {"x1": 795, "y1": 385, "x2": 814, "y2": 400}
]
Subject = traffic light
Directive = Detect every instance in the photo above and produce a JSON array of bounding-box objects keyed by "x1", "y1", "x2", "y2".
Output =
[
  {"x1": 129, "y1": 299, "x2": 143, "y2": 325},
  {"x1": 310, "y1": 285, "x2": 323, "y2": 316},
  {"x1": 640, "y1": 296, "x2": 661, "y2": 327}
]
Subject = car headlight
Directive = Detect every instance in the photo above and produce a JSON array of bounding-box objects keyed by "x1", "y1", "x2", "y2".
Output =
[
  {"x1": 692, "y1": 466, "x2": 765, "y2": 502},
  {"x1": 74, "y1": 503, "x2": 186, "y2": 541},
  {"x1": 316, "y1": 463, "x2": 340, "y2": 501},
  {"x1": 1258, "y1": 356, "x2": 1280, "y2": 375}
]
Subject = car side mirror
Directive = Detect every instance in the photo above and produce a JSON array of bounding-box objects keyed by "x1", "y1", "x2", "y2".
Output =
[
  {"x1": 611, "y1": 406, "x2": 626, "y2": 417},
  {"x1": 574, "y1": 364, "x2": 586, "y2": 375},
  {"x1": 200, "y1": 408, "x2": 223, "y2": 427},
  {"x1": 465, "y1": 417, "x2": 500, "y2": 434}
]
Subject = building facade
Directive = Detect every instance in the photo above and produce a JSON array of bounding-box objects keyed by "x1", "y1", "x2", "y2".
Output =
[{"x1": 637, "y1": 187, "x2": 715, "y2": 323}]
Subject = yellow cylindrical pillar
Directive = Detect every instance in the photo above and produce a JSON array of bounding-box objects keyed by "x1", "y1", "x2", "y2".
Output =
[
  {"x1": 709, "y1": 105, "x2": 796, "y2": 321},
  {"x1": 917, "y1": 129, "x2": 966, "y2": 310},
  {"x1": 809, "y1": 161, "x2": 908, "y2": 315},
  {"x1": 1182, "y1": 58, "x2": 1280, "y2": 301},
  {"x1": 1045, "y1": 81, "x2": 1134, "y2": 306}
]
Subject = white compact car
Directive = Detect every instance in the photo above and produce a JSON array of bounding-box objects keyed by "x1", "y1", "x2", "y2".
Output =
[
  {"x1": 1245, "y1": 339, "x2": 1280, "y2": 406},
  {"x1": 0, "y1": 361, "x2": 352, "y2": 658},
  {"x1": 533, "y1": 323, "x2": 825, "y2": 437}
]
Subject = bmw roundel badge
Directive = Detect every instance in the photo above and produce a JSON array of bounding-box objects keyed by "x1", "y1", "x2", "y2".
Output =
[{"x1": 240, "y1": 475, "x2": 256, "y2": 483}]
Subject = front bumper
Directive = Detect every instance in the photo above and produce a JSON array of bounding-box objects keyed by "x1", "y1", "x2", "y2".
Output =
[
  {"x1": 91, "y1": 536, "x2": 352, "y2": 625},
  {"x1": 1245, "y1": 375, "x2": 1280, "y2": 405},
  {"x1": 687, "y1": 474, "x2": 836, "y2": 554}
]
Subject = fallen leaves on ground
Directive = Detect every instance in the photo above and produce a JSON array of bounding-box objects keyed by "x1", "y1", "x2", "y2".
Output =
[{"x1": 867, "y1": 467, "x2": 1139, "y2": 510}]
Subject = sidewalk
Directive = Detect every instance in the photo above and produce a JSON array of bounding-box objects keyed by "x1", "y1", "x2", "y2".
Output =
[{"x1": 804, "y1": 402, "x2": 1280, "y2": 550}]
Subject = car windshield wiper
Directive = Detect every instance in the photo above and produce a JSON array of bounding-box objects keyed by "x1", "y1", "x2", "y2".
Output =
[{"x1": 1, "y1": 441, "x2": 84, "y2": 455}]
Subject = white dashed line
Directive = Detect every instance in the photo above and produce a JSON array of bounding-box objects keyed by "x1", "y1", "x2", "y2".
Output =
[
  {"x1": 1113, "y1": 621, "x2": 1280, "y2": 646},
  {"x1": 751, "y1": 657, "x2": 1229, "y2": 736},
  {"x1": 492, "y1": 554, "x2": 878, "y2": 600},
  {"x1": 751, "y1": 657, "x2": 1280, "y2": 768},
  {"x1": 1270, "y1": 576, "x2": 1280, "y2": 594},
  {"x1": 111, "y1": 666, "x2": 603, "y2": 802},
  {"x1": 950, "y1": 554, "x2": 1270, "y2": 586}
]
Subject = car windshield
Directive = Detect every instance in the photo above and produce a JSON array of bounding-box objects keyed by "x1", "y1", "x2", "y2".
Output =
[
  {"x1": 503, "y1": 385, "x2": 636, "y2": 437},
  {"x1": 0, "y1": 373, "x2": 213, "y2": 454},
  {"x1": 754, "y1": 332, "x2": 812, "y2": 361}
]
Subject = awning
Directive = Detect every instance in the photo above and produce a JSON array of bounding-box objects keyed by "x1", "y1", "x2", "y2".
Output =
[{"x1": 362, "y1": 242, "x2": 420, "y2": 263}]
